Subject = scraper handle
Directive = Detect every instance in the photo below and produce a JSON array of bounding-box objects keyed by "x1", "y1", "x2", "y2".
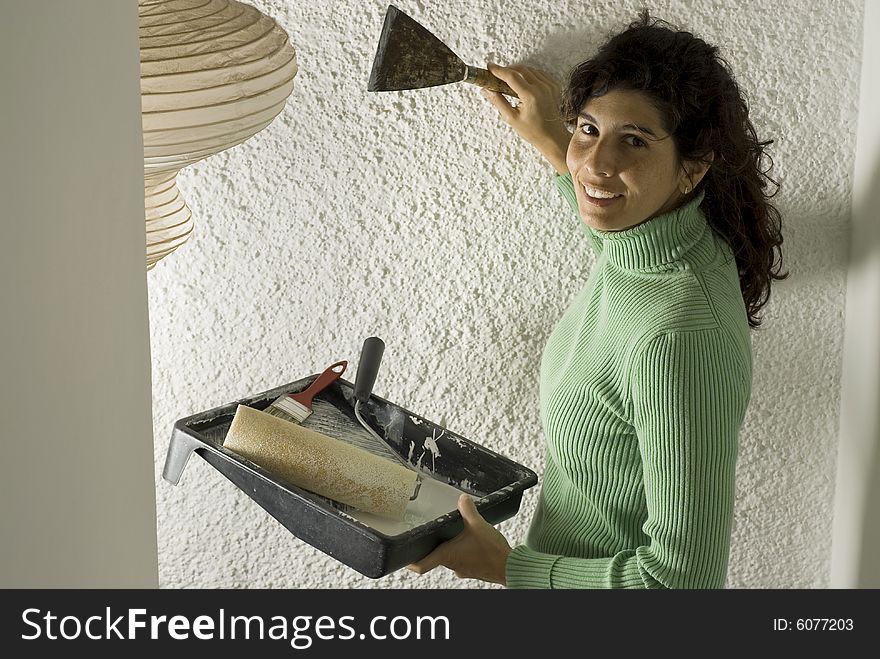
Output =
[
  {"x1": 354, "y1": 337, "x2": 385, "y2": 403},
  {"x1": 464, "y1": 65, "x2": 519, "y2": 98}
]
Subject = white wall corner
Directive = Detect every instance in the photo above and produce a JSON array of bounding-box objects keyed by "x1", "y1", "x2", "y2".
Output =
[
  {"x1": 831, "y1": 0, "x2": 880, "y2": 588},
  {"x1": 0, "y1": 1, "x2": 157, "y2": 586}
]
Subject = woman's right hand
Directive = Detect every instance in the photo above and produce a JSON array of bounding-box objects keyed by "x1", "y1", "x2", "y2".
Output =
[{"x1": 480, "y1": 63, "x2": 572, "y2": 175}]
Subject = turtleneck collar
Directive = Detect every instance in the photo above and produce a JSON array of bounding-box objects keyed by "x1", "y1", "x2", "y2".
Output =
[{"x1": 588, "y1": 192, "x2": 709, "y2": 271}]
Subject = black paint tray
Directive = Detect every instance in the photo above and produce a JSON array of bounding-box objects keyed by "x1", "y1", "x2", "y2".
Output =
[{"x1": 163, "y1": 375, "x2": 538, "y2": 579}]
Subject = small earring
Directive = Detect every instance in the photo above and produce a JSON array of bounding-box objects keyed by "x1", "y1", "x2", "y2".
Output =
[{"x1": 682, "y1": 185, "x2": 691, "y2": 195}]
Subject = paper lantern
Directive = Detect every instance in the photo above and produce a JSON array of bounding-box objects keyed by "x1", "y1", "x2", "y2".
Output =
[{"x1": 139, "y1": 0, "x2": 298, "y2": 270}]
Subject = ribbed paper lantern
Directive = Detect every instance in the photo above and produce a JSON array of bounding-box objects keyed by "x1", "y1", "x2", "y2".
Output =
[{"x1": 140, "y1": 0, "x2": 298, "y2": 270}]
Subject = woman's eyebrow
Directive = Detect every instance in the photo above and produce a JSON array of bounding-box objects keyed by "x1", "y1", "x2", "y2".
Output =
[{"x1": 578, "y1": 112, "x2": 659, "y2": 138}]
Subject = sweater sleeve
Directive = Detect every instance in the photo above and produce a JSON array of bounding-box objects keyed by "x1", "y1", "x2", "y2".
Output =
[
  {"x1": 554, "y1": 172, "x2": 603, "y2": 254},
  {"x1": 506, "y1": 329, "x2": 748, "y2": 588}
]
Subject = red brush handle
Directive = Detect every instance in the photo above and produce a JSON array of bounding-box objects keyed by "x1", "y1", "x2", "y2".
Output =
[{"x1": 289, "y1": 360, "x2": 347, "y2": 408}]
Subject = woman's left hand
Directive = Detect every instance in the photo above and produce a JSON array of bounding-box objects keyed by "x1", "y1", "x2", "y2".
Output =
[{"x1": 406, "y1": 494, "x2": 512, "y2": 585}]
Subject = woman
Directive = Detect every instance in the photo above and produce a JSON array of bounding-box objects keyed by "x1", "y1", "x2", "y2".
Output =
[{"x1": 408, "y1": 11, "x2": 786, "y2": 588}]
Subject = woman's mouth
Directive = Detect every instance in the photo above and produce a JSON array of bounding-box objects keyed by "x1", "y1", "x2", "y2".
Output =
[{"x1": 582, "y1": 184, "x2": 623, "y2": 207}]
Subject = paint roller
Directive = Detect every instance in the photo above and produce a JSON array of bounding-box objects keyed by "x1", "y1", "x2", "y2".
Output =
[{"x1": 223, "y1": 338, "x2": 420, "y2": 519}]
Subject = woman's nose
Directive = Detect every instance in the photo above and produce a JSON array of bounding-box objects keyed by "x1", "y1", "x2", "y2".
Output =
[{"x1": 583, "y1": 140, "x2": 616, "y2": 177}]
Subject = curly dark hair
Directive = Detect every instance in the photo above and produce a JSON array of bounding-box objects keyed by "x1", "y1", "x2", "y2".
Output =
[{"x1": 561, "y1": 10, "x2": 787, "y2": 328}]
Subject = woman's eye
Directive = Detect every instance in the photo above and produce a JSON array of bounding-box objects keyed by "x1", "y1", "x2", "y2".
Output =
[
  {"x1": 579, "y1": 123, "x2": 598, "y2": 136},
  {"x1": 625, "y1": 134, "x2": 647, "y2": 148}
]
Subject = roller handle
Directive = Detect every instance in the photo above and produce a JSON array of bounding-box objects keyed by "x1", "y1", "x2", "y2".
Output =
[
  {"x1": 290, "y1": 360, "x2": 347, "y2": 407},
  {"x1": 354, "y1": 337, "x2": 385, "y2": 403},
  {"x1": 464, "y1": 65, "x2": 519, "y2": 98}
]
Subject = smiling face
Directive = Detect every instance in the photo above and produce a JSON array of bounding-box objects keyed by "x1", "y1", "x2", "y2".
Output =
[{"x1": 566, "y1": 88, "x2": 703, "y2": 232}]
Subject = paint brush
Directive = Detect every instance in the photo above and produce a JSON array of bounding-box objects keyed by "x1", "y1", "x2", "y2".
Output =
[{"x1": 264, "y1": 360, "x2": 347, "y2": 424}]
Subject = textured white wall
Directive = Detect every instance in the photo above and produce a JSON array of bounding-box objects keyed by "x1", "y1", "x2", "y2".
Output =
[{"x1": 149, "y1": 0, "x2": 864, "y2": 588}]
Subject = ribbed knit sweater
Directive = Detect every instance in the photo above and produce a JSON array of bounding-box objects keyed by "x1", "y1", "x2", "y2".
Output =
[{"x1": 505, "y1": 173, "x2": 752, "y2": 589}]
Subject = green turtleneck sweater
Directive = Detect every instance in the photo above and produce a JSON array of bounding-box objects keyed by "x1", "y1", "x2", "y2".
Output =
[{"x1": 505, "y1": 173, "x2": 752, "y2": 589}]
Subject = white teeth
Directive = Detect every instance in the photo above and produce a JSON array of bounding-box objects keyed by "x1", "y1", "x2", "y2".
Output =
[{"x1": 584, "y1": 185, "x2": 620, "y2": 199}]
